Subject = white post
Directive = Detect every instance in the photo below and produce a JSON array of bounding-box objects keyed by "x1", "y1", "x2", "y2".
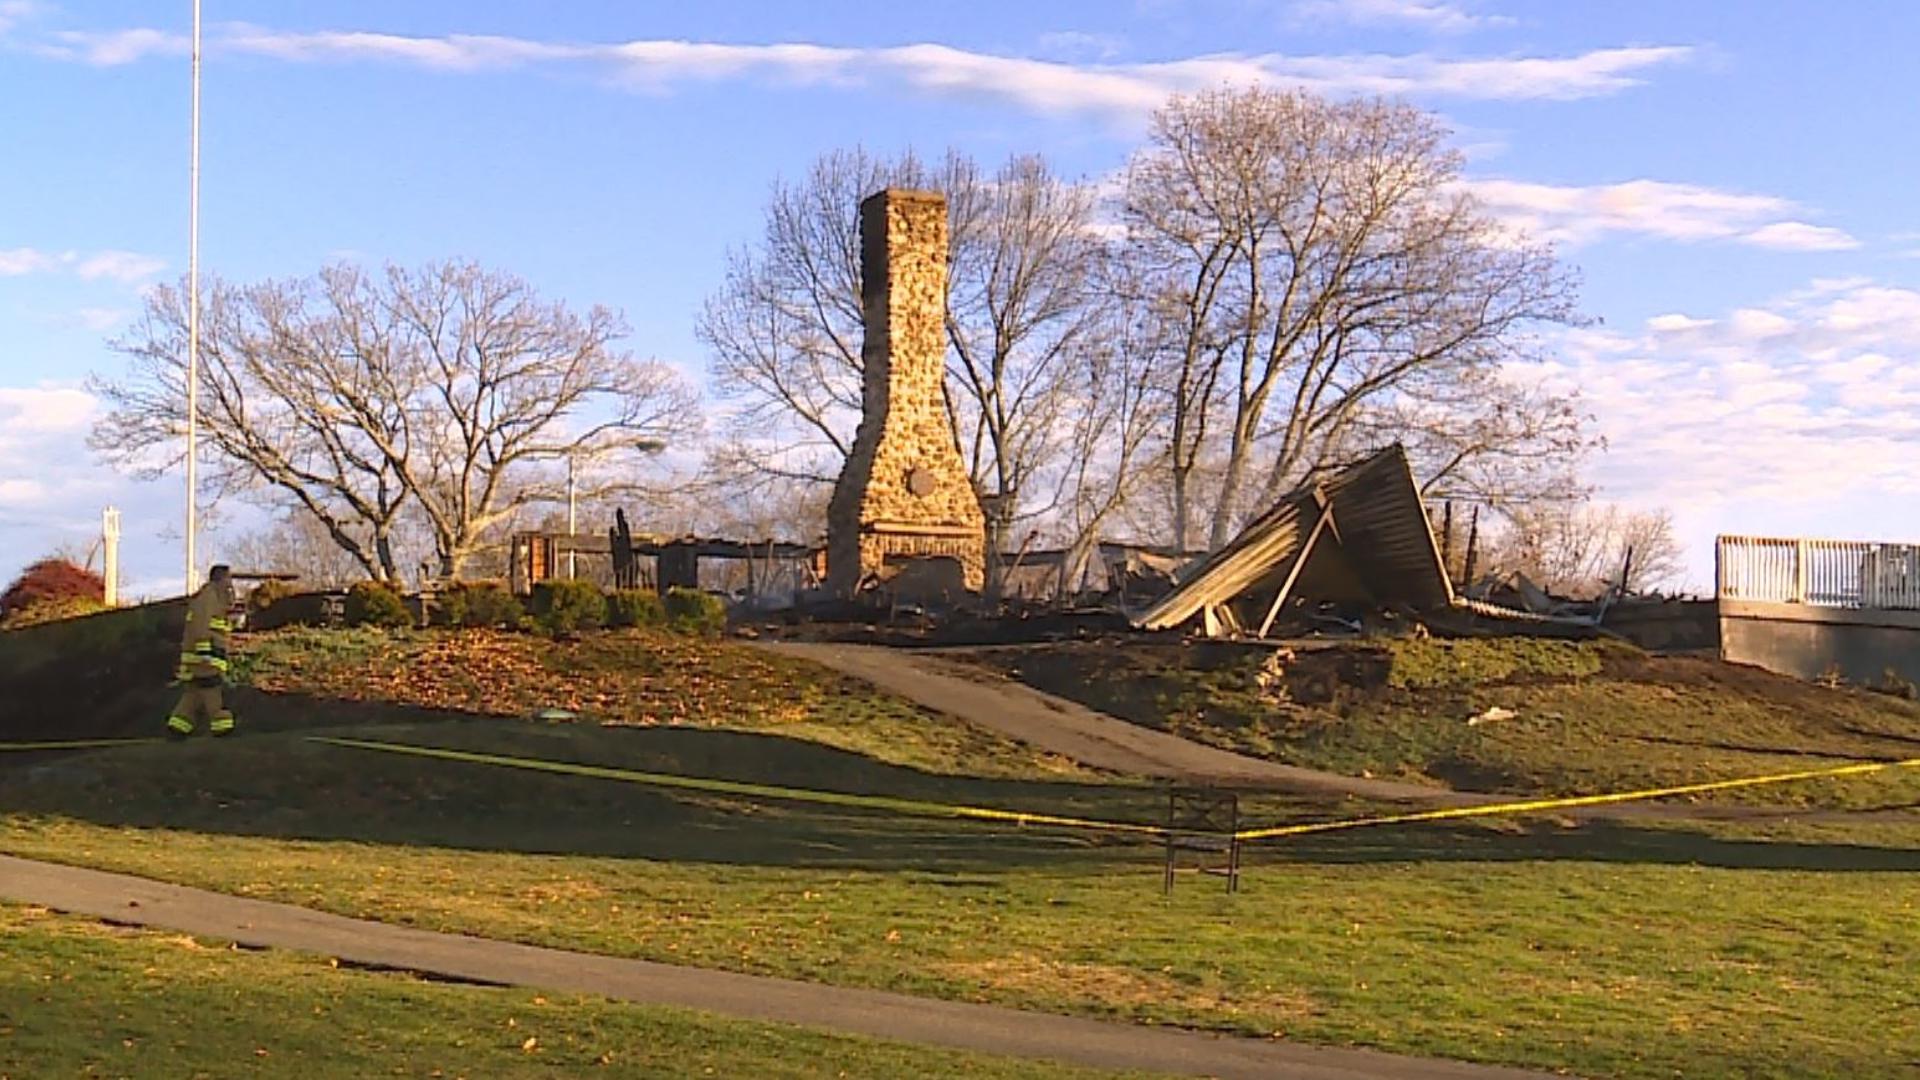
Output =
[
  {"x1": 567, "y1": 453, "x2": 577, "y2": 579},
  {"x1": 184, "y1": 0, "x2": 203, "y2": 595},
  {"x1": 1793, "y1": 539, "x2": 1809, "y2": 604},
  {"x1": 102, "y1": 507, "x2": 121, "y2": 607}
]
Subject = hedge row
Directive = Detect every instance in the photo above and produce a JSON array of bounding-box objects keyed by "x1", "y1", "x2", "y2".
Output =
[{"x1": 304, "y1": 580, "x2": 729, "y2": 638}]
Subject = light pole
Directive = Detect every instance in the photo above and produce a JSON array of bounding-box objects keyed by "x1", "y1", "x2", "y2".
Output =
[
  {"x1": 567, "y1": 453, "x2": 578, "y2": 579},
  {"x1": 184, "y1": 0, "x2": 202, "y2": 593}
]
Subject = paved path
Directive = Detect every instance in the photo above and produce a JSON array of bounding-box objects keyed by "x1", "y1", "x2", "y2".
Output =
[
  {"x1": 762, "y1": 641, "x2": 1465, "y2": 803},
  {"x1": 2, "y1": 855, "x2": 1557, "y2": 1080}
]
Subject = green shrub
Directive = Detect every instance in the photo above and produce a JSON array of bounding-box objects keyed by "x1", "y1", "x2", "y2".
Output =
[
  {"x1": 0, "y1": 595, "x2": 107, "y2": 630},
  {"x1": 528, "y1": 579, "x2": 606, "y2": 636},
  {"x1": 435, "y1": 581, "x2": 526, "y2": 629},
  {"x1": 345, "y1": 581, "x2": 413, "y2": 630},
  {"x1": 246, "y1": 587, "x2": 334, "y2": 631},
  {"x1": 607, "y1": 589, "x2": 666, "y2": 629},
  {"x1": 664, "y1": 587, "x2": 728, "y2": 637},
  {"x1": 246, "y1": 579, "x2": 298, "y2": 615}
]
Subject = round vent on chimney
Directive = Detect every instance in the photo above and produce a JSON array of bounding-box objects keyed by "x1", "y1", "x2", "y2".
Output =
[{"x1": 906, "y1": 467, "x2": 936, "y2": 497}]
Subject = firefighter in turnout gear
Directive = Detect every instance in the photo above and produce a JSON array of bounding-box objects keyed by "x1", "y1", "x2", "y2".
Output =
[{"x1": 166, "y1": 565, "x2": 237, "y2": 739}]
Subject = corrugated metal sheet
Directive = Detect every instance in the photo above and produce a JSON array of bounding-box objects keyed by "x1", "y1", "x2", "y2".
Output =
[{"x1": 1134, "y1": 444, "x2": 1454, "y2": 632}]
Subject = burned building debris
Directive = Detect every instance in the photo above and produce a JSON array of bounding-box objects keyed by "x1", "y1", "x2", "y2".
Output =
[{"x1": 1134, "y1": 445, "x2": 1454, "y2": 638}]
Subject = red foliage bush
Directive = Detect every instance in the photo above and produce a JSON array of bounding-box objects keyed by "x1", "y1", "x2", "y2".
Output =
[{"x1": 1, "y1": 559, "x2": 105, "y2": 619}]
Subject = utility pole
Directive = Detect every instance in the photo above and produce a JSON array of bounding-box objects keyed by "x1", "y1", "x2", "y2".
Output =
[{"x1": 184, "y1": 0, "x2": 203, "y2": 594}]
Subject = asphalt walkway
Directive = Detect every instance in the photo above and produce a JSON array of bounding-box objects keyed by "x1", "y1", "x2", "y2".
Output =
[{"x1": 1, "y1": 854, "x2": 1558, "y2": 1080}]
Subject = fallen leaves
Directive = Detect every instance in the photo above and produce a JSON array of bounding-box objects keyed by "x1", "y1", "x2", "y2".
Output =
[{"x1": 247, "y1": 629, "x2": 812, "y2": 730}]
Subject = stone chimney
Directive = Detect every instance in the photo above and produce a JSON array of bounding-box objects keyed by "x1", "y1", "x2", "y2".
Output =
[{"x1": 826, "y1": 189, "x2": 986, "y2": 597}]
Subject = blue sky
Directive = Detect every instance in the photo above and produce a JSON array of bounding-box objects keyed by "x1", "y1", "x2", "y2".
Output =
[{"x1": 3, "y1": 0, "x2": 1917, "y2": 596}]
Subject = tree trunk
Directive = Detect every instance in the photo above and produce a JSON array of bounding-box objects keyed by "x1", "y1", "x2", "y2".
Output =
[
  {"x1": 1209, "y1": 419, "x2": 1255, "y2": 550},
  {"x1": 374, "y1": 532, "x2": 398, "y2": 583},
  {"x1": 982, "y1": 499, "x2": 1014, "y2": 607},
  {"x1": 1170, "y1": 460, "x2": 1193, "y2": 553},
  {"x1": 1058, "y1": 531, "x2": 1101, "y2": 601}
]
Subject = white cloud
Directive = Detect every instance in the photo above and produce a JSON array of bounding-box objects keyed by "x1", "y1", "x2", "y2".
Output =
[
  {"x1": 34, "y1": 26, "x2": 187, "y2": 65},
  {"x1": 0, "y1": 383, "x2": 184, "y2": 596},
  {"x1": 1646, "y1": 313, "x2": 1714, "y2": 333},
  {"x1": 73, "y1": 250, "x2": 168, "y2": 282},
  {"x1": 0, "y1": 247, "x2": 60, "y2": 275},
  {"x1": 0, "y1": 385, "x2": 98, "y2": 433},
  {"x1": 1292, "y1": 0, "x2": 1516, "y2": 34},
  {"x1": 1817, "y1": 284, "x2": 1920, "y2": 337},
  {"x1": 0, "y1": 386, "x2": 98, "y2": 509},
  {"x1": 1462, "y1": 178, "x2": 1857, "y2": 251},
  {"x1": 0, "y1": 1, "x2": 36, "y2": 37},
  {"x1": 1741, "y1": 221, "x2": 1860, "y2": 252},
  {"x1": 0, "y1": 247, "x2": 165, "y2": 282},
  {"x1": 220, "y1": 25, "x2": 580, "y2": 71},
  {"x1": 1727, "y1": 308, "x2": 1795, "y2": 340},
  {"x1": 0, "y1": 479, "x2": 48, "y2": 506},
  {"x1": 1548, "y1": 280, "x2": 1920, "y2": 538},
  {"x1": 61, "y1": 307, "x2": 130, "y2": 332},
  {"x1": 19, "y1": 20, "x2": 1693, "y2": 108}
]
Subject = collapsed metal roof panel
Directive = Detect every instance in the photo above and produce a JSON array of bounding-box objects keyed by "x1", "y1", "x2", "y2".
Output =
[{"x1": 1133, "y1": 444, "x2": 1454, "y2": 632}]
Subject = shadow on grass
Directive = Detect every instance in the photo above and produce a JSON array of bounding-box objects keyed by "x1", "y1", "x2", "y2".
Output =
[
  {"x1": 1254, "y1": 817, "x2": 1920, "y2": 872},
  {"x1": 6, "y1": 691, "x2": 1914, "y2": 875},
  {"x1": 2, "y1": 691, "x2": 1162, "y2": 873}
]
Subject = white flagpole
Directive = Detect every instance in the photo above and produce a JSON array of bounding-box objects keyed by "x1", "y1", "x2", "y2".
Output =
[{"x1": 185, "y1": 0, "x2": 202, "y2": 593}]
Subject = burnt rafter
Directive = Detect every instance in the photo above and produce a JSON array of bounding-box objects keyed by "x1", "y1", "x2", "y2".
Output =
[{"x1": 1134, "y1": 444, "x2": 1455, "y2": 636}]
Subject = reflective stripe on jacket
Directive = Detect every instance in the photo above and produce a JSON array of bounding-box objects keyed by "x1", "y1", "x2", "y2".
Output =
[{"x1": 180, "y1": 583, "x2": 233, "y2": 680}]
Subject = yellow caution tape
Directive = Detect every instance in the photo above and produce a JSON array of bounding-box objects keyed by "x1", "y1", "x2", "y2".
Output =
[
  {"x1": 308, "y1": 736, "x2": 1170, "y2": 838},
  {"x1": 1232, "y1": 757, "x2": 1920, "y2": 842},
  {"x1": 308, "y1": 735, "x2": 1920, "y2": 847},
  {"x1": 0, "y1": 737, "x2": 163, "y2": 752}
]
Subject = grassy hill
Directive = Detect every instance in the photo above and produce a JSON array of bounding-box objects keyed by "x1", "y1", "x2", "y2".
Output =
[{"x1": 956, "y1": 636, "x2": 1920, "y2": 809}]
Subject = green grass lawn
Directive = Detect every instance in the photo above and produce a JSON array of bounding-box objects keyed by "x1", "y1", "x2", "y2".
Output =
[
  {"x1": 0, "y1": 903, "x2": 1124, "y2": 1079},
  {"x1": 7, "y1": 625, "x2": 1920, "y2": 1079},
  {"x1": 4, "y1": 719, "x2": 1918, "y2": 1080},
  {"x1": 959, "y1": 637, "x2": 1920, "y2": 807}
]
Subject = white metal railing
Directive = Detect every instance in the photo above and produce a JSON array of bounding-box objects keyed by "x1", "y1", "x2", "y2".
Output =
[{"x1": 1717, "y1": 535, "x2": 1920, "y2": 611}]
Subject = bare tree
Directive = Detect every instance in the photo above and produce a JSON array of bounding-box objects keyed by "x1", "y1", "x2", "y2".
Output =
[
  {"x1": 1123, "y1": 88, "x2": 1587, "y2": 549},
  {"x1": 95, "y1": 261, "x2": 700, "y2": 580},
  {"x1": 1046, "y1": 260, "x2": 1171, "y2": 594},
  {"x1": 1359, "y1": 369, "x2": 1593, "y2": 509},
  {"x1": 218, "y1": 511, "x2": 392, "y2": 589},
  {"x1": 699, "y1": 148, "x2": 1115, "y2": 599},
  {"x1": 945, "y1": 155, "x2": 1113, "y2": 601},
  {"x1": 1484, "y1": 503, "x2": 1683, "y2": 597},
  {"x1": 698, "y1": 148, "x2": 949, "y2": 484},
  {"x1": 94, "y1": 276, "x2": 414, "y2": 581},
  {"x1": 380, "y1": 263, "x2": 698, "y2": 576}
]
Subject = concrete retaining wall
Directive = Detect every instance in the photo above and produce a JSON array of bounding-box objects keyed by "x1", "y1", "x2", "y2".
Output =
[
  {"x1": 1719, "y1": 599, "x2": 1920, "y2": 686},
  {"x1": 1604, "y1": 599, "x2": 1720, "y2": 653}
]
